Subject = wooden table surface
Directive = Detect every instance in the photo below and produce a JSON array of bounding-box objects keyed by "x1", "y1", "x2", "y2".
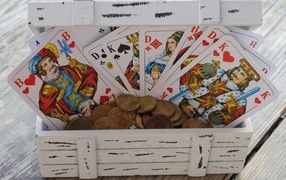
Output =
[{"x1": 1, "y1": 0, "x2": 285, "y2": 179}]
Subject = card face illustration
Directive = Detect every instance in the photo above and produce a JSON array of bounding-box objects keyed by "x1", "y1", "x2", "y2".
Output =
[
  {"x1": 139, "y1": 26, "x2": 187, "y2": 95},
  {"x1": 102, "y1": 27, "x2": 143, "y2": 96},
  {"x1": 155, "y1": 35, "x2": 279, "y2": 128},
  {"x1": 8, "y1": 27, "x2": 121, "y2": 130},
  {"x1": 157, "y1": 26, "x2": 231, "y2": 91},
  {"x1": 83, "y1": 26, "x2": 137, "y2": 95},
  {"x1": 151, "y1": 25, "x2": 207, "y2": 94}
]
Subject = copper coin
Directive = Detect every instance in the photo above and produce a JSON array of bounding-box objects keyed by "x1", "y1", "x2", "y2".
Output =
[
  {"x1": 137, "y1": 96, "x2": 157, "y2": 113},
  {"x1": 67, "y1": 118, "x2": 92, "y2": 130},
  {"x1": 141, "y1": 112, "x2": 153, "y2": 127},
  {"x1": 116, "y1": 94, "x2": 140, "y2": 112},
  {"x1": 173, "y1": 111, "x2": 188, "y2": 128},
  {"x1": 93, "y1": 116, "x2": 118, "y2": 130},
  {"x1": 144, "y1": 114, "x2": 173, "y2": 129},
  {"x1": 106, "y1": 100, "x2": 117, "y2": 108},
  {"x1": 182, "y1": 118, "x2": 212, "y2": 128},
  {"x1": 81, "y1": 116, "x2": 97, "y2": 126},
  {"x1": 108, "y1": 107, "x2": 133, "y2": 129},
  {"x1": 135, "y1": 114, "x2": 144, "y2": 129},
  {"x1": 152, "y1": 100, "x2": 176, "y2": 117},
  {"x1": 170, "y1": 105, "x2": 182, "y2": 122},
  {"x1": 91, "y1": 104, "x2": 113, "y2": 121}
]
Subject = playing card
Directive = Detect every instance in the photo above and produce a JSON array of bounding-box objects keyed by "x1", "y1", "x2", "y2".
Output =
[
  {"x1": 156, "y1": 26, "x2": 231, "y2": 93},
  {"x1": 156, "y1": 26, "x2": 271, "y2": 92},
  {"x1": 102, "y1": 27, "x2": 143, "y2": 96},
  {"x1": 28, "y1": 28, "x2": 53, "y2": 50},
  {"x1": 28, "y1": 26, "x2": 117, "y2": 50},
  {"x1": 139, "y1": 26, "x2": 188, "y2": 95},
  {"x1": 83, "y1": 26, "x2": 137, "y2": 95},
  {"x1": 227, "y1": 26, "x2": 264, "y2": 50},
  {"x1": 231, "y1": 38, "x2": 276, "y2": 76},
  {"x1": 154, "y1": 35, "x2": 279, "y2": 128},
  {"x1": 8, "y1": 27, "x2": 121, "y2": 130},
  {"x1": 150, "y1": 25, "x2": 207, "y2": 94}
]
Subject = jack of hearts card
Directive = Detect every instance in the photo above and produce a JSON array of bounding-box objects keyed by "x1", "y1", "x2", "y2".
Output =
[
  {"x1": 155, "y1": 35, "x2": 279, "y2": 128},
  {"x1": 8, "y1": 27, "x2": 121, "y2": 130}
]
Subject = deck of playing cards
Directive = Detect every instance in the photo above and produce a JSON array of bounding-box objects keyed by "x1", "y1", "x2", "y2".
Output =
[{"x1": 8, "y1": 25, "x2": 279, "y2": 130}]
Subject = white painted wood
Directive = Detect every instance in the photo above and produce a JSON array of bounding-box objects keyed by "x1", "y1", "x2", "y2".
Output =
[
  {"x1": 39, "y1": 160, "x2": 246, "y2": 177},
  {"x1": 199, "y1": 0, "x2": 220, "y2": 24},
  {"x1": 207, "y1": 161, "x2": 244, "y2": 174},
  {"x1": 40, "y1": 164, "x2": 79, "y2": 177},
  {"x1": 76, "y1": 136, "x2": 97, "y2": 179},
  {"x1": 97, "y1": 148, "x2": 189, "y2": 163},
  {"x1": 36, "y1": 117, "x2": 251, "y2": 177},
  {"x1": 72, "y1": 1, "x2": 94, "y2": 25},
  {"x1": 38, "y1": 150, "x2": 78, "y2": 164},
  {"x1": 37, "y1": 146, "x2": 248, "y2": 165},
  {"x1": 209, "y1": 147, "x2": 248, "y2": 161},
  {"x1": 188, "y1": 134, "x2": 213, "y2": 176},
  {"x1": 36, "y1": 117, "x2": 252, "y2": 149},
  {"x1": 28, "y1": 0, "x2": 262, "y2": 32}
]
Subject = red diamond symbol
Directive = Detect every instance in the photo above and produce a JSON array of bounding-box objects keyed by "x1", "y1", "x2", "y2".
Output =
[
  {"x1": 150, "y1": 39, "x2": 162, "y2": 49},
  {"x1": 187, "y1": 35, "x2": 193, "y2": 41},
  {"x1": 145, "y1": 46, "x2": 151, "y2": 51}
]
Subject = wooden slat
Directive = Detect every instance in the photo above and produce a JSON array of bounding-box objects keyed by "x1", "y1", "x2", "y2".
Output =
[
  {"x1": 247, "y1": 0, "x2": 286, "y2": 152},
  {"x1": 37, "y1": 146, "x2": 249, "y2": 165},
  {"x1": 235, "y1": 116, "x2": 286, "y2": 179},
  {"x1": 27, "y1": 0, "x2": 262, "y2": 29}
]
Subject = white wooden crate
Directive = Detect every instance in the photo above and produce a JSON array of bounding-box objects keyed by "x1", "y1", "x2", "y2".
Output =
[
  {"x1": 28, "y1": 0, "x2": 263, "y2": 33},
  {"x1": 30, "y1": 0, "x2": 260, "y2": 178},
  {"x1": 36, "y1": 117, "x2": 252, "y2": 178}
]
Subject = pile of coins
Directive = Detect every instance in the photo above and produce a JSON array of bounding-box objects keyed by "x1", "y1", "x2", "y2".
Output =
[{"x1": 66, "y1": 94, "x2": 211, "y2": 130}]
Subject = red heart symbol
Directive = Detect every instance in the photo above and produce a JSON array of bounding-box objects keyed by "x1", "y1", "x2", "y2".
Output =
[
  {"x1": 167, "y1": 87, "x2": 173, "y2": 93},
  {"x1": 24, "y1": 74, "x2": 36, "y2": 86},
  {"x1": 69, "y1": 41, "x2": 75, "y2": 48},
  {"x1": 213, "y1": 50, "x2": 220, "y2": 56},
  {"x1": 223, "y1": 51, "x2": 234, "y2": 62},
  {"x1": 105, "y1": 87, "x2": 111, "y2": 94},
  {"x1": 99, "y1": 96, "x2": 109, "y2": 104},
  {"x1": 202, "y1": 40, "x2": 209, "y2": 46},
  {"x1": 22, "y1": 87, "x2": 29, "y2": 94},
  {"x1": 254, "y1": 97, "x2": 261, "y2": 104}
]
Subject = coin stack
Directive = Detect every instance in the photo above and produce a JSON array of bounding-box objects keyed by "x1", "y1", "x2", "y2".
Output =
[{"x1": 66, "y1": 94, "x2": 211, "y2": 130}]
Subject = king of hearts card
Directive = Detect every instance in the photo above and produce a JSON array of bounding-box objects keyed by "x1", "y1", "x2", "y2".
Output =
[{"x1": 154, "y1": 35, "x2": 279, "y2": 128}]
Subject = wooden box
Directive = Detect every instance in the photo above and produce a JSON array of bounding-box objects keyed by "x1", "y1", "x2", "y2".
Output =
[
  {"x1": 30, "y1": 0, "x2": 261, "y2": 178},
  {"x1": 36, "y1": 117, "x2": 252, "y2": 179}
]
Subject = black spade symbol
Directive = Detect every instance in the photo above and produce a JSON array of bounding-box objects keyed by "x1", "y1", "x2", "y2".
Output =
[{"x1": 117, "y1": 44, "x2": 131, "y2": 54}]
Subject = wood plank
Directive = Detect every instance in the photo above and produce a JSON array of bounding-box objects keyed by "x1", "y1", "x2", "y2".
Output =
[
  {"x1": 27, "y1": 0, "x2": 263, "y2": 29},
  {"x1": 235, "y1": 115, "x2": 286, "y2": 179},
  {"x1": 248, "y1": 1, "x2": 286, "y2": 152}
]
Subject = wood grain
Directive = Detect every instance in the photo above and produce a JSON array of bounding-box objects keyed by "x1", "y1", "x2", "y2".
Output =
[{"x1": 0, "y1": 0, "x2": 285, "y2": 180}]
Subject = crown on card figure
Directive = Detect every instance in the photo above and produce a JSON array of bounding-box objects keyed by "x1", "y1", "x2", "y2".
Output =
[
  {"x1": 151, "y1": 63, "x2": 161, "y2": 73},
  {"x1": 126, "y1": 32, "x2": 139, "y2": 44},
  {"x1": 239, "y1": 58, "x2": 260, "y2": 82}
]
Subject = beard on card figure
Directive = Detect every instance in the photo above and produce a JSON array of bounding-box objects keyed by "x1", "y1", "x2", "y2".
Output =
[
  {"x1": 178, "y1": 58, "x2": 260, "y2": 127},
  {"x1": 28, "y1": 43, "x2": 98, "y2": 123}
]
